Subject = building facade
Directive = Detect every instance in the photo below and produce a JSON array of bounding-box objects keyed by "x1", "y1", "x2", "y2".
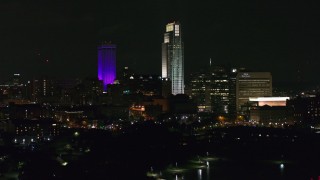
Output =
[
  {"x1": 98, "y1": 43, "x2": 116, "y2": 91},
  {"x1": 287, "y1": 95, "x2": 320, "y2": 125},
  {"x1": 162, "y1": 22, "x2": 184, "y2": 95},
  {"x1": 209, "y1": 66, "x2": 230, "y2": 115},
  {"x1": 190, "y1": 72, "x2": 211, "y2": 112},
  {"x1": 236, "y1": 72, "x2": 272, "y2": 112},
  {"x1": 189, "y1": 66, "x2": 240, "y2": 117}
]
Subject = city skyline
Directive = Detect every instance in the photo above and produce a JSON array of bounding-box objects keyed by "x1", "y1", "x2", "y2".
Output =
[
  {"x1": 0, "y1": 1, "x2": 320, "y2": 84},
  {"x1": 2, "y1": 1, "x2": 320, "y2": 179}
]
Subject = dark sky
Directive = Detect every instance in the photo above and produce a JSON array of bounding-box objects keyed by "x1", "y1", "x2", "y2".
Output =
[{"x1": 0, "y1": 0, "x2": 320, "y2": 83}]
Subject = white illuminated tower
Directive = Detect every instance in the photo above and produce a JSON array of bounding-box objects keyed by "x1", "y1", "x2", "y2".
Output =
[{"x1": 162, "y1": 22, "x2": 184, "y2": 95}]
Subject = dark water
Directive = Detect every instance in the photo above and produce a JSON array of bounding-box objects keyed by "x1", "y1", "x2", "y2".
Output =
[{"x1": 159, "y1": 159, "x2": 320, "y2": 180}]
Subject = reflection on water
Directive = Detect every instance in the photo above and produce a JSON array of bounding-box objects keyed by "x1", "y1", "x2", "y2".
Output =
[
  {"x1": 198, "y1": 169, "x2": 202, "y2": 180},
  {"x1": 147, "y1": 153, "x2": 320, "y2": 180}
]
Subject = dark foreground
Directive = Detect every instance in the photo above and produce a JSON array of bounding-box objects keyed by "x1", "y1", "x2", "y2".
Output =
[{"x1": 2, "y1": 123, "x2": 320, "y2": 180}]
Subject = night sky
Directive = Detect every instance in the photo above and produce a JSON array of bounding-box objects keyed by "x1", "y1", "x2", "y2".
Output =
[{"x1": 1, "y1": 0, "x2": 320, "y2": 84}]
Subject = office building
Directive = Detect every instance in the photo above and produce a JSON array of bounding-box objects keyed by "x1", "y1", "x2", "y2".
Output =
[
  {"x1": 209, "y1": 66, "x2": 230, "y2": 115},
  {"x1": 189, "y1": 66, "x2": 240, "y2": 116},
  {"x1": 98, "y1": 42, "x2": 116, "y2": 91},
  {"x1": 249, "y1": 97, "x2": 289, "y2": 107},
  {"x1": 28, "y1": 77, "x2": 56, "y2": 103},
  {"x1": 162, "y1": 22, "x2": 184, "y2": 95},
  {"x1": 236, "y1": 72, "x2": 272, "y2": 112},
  {"x1": 287, "y1": 95, "x2": 320, "y2": 125},
  {"x1": 190, "y1": 72, "x2": 211, "y2": 112},
  {"x1": 228, "y1": 68, "x2": 239, "y2": 118},
  {"x1": 248, "y1": 97, "x2": 292, "y2": 125}
]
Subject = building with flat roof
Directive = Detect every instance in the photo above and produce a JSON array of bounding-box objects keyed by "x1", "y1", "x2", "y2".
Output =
[
  {"x1": 249, "y1": 97, "x2": 290, "y2": 107},
  {"x1": 236, "y1": 72, "x2": 272, "y2": 112}
]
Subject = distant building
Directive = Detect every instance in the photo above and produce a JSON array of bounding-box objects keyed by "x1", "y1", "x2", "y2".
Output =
[
  {"x1": 162, "y1": 22, "x2": 184, "y2": 95},
  {"x1": 228, "y1": 68, "x2": 239, "y2": 117},
  {"x1": 28, "y1": 77, "x2": 56, "y2": 103},
  {"x1": 72, "y1": 78, "x2": 103, "y2": 105},
  {"x1": 209, "y1": 66, "x2": 230, "y2": 115},
  {"x1": 248, "y1": 97, "x2": 293, "y2": 125},
  {"x1": 0, "y1": 74, "x2": 26, "y2": 103},
  {"x1": 249, "y1": 105, "x2": 293, "y2": 125},
  {"x1": 98, "y1": 42, "x2": 116, "y2": 91},
  {"x1": 190, "y1": 72, "x2": 211, "y2": 112},
  {"x1": 10, "y1": 118, "x2": 61, "y2": 145},
  {"x1": 189, "y1": 66, "x2": 241, "y2": 117},
  {"x1": 236, "y1": 72, "x2": 272, "y2": 112},
  {"x1": 249, "y1": 97, "x2": 289, "y2": 107},
  {"x1": 287, "y1": 95, "x2": 320, "y2": 125},
  {"x1": 12, "y1": 73, "x2": 22, "y2": 85},
  {"x1": 120, "y1": 74, "x2": 162, "y2": 96}
]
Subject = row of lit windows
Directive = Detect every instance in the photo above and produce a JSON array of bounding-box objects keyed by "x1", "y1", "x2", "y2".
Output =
[
  {"x1": 210, "y1": 88, "x2": 229, "y2": 91},
  {"x1": 308, "y1": 107, "x2": 320, "y2": 110},
  {"x1": 239, "y1": 84, "x2": 270, "y2": 87},
  {"x1": 238, "y1": 79, "x2": 270, "y2": 82},
  {"x1": 214, "y1": 80, "x2": 228, "y2": 82},
  {"x1": 310, "y1": 101, "x2": 320, "y2": 105},
  {"x1": 210, "y1": 93, "x2": 229, "y2": 95},
  {"x1": 19, "y1": 124, "x2": 40, "y2": 127},
  {"x1": 239, "y1": 90, "x2": 270, "y2": 93}
]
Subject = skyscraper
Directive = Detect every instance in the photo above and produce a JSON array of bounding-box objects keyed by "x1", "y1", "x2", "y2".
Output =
[
  {"x1": 162, "y1": 22, "x2": 184, "y2": 95},
  {"x1": 98, "y1": 42, "x2": 116, "y2": 91},
  {"x1": 189, "y1": 66, "x2": 238, "y2": 116},
  {"x1": 209, "y1": 66, "x2": 230, "y2": 115}
]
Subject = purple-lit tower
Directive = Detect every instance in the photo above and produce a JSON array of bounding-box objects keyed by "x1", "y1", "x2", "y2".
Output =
[{"x1": 98, "y1": 43, "x2": 116, "y2": 91}]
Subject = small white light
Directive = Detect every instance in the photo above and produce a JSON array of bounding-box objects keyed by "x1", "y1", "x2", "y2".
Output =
[{"x1": 280, "y1": 163, "x2": 284, "y2": 168}]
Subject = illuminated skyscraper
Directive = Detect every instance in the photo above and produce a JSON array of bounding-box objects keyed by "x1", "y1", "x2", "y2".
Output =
[
  {"x1": 162, "y1": 22, "x2": 184, "y2": 95},
  {"x1": 98, "y1": 43, "x2": 116, "y2": 91}
]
